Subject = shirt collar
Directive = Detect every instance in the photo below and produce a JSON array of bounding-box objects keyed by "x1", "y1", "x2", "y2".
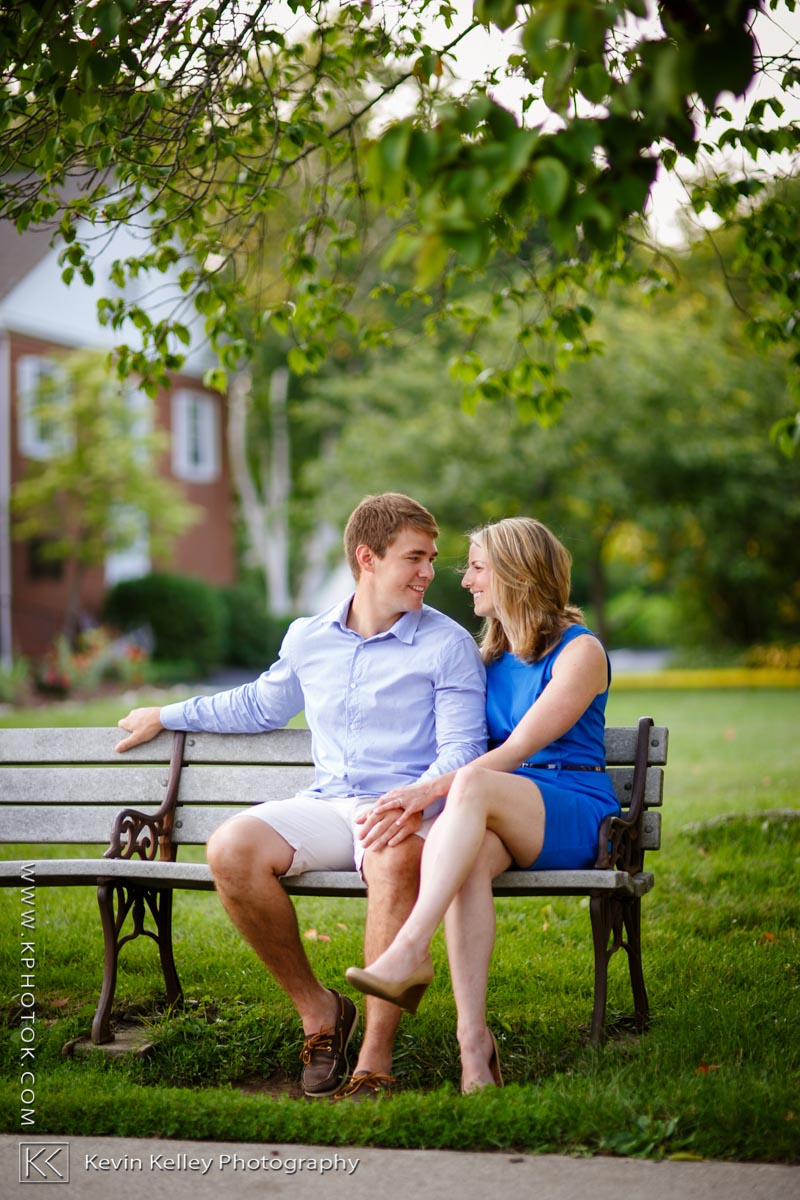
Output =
[{"x1": 327, "y1": 596, "x2": 424, "y2": 643}]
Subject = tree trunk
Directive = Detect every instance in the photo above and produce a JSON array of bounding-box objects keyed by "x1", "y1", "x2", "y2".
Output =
[
  {"x1": 588, "y1": 548, "x2": 609, "y2": 646},
  {"x1": 263, "y1": 367, "x2": 292, "y2": 616},
  {"x1": 226, "y1": 369, "x2": 293, "y2": 616}
]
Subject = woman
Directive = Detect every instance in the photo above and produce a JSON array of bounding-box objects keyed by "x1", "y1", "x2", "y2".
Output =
[{"x1": 346, "y1": 517, "x2": 620, "y2": 1092}]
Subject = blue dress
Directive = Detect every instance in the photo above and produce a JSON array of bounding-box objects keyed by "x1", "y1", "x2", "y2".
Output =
[{"x1": 485, "y1": 624, "x2": 620, "y2": 870}]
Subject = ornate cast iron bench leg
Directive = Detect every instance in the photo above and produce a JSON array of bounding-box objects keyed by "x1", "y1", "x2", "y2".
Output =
[
  {"x1": 151, "y1": 887, "x2": 182, "y2": 1011},
  {"x1": 622, "y1": 895, "x2": 649, "y2": 1032},
  {"x1": 589, "y1": 892, "x2": 650, "y2": 1046},
  {"x1": 92, "y1": 881, "x2": 183, "y2": 1044},
  {"x1": 93, "y1": 882, "x2": 124, "y2": 1044},
  {"x1": 589, "y1": 893, "x2": 613, "y2": 1046}
]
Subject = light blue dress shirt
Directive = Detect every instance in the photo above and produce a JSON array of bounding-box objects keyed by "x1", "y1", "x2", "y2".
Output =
[{"x1": 161, "y1": 597, "x2": 487, "y2": 801}]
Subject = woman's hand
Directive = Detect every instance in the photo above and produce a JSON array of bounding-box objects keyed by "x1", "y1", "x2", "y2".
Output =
[
  {"x1": 356, "y1": 779, "x2": 441, "y2": 851},
  {"x1": 369, "y1": 780, "x2": 439, "y2": 823}
]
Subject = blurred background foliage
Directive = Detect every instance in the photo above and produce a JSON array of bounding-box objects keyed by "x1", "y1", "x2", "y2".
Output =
[{"x1": 240, "y1": 214, "x2": 800, "y2": 659}]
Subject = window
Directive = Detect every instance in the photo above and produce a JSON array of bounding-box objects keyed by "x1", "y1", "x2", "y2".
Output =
[
  {"x1": 27, "y1": 538, "x2": 64, "y2": 581},
  {"x1": 17, "y1": 355, "x2": 60, "y2": 460},
  {"x1": 104, "y1": 507, "x2": 151, "y2": 586},
  {"x1": 171, "y1": 389, "x2": 220, "y2": 483}
]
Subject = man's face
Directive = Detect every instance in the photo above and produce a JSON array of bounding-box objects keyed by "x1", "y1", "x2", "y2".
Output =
[{"x1": 368, "y1": 526, "x2": 438, "y2": 615}]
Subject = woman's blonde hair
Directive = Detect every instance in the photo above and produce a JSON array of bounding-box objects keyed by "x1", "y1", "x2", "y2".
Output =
[{"x1": 470, "y1": 517, "x2": 584, "y2": 663}]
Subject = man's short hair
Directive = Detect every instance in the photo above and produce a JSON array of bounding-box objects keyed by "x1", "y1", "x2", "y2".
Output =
[{"x1": 344, "y1": 493, "x2": 439, "y2": 578}]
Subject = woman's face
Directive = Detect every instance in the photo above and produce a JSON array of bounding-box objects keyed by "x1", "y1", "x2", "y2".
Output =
[{"x1": 462, "y1": 540, "x2": 497, "y2": 619}]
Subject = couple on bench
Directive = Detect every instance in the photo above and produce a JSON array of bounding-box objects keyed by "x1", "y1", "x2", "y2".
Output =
[{"x1": 117, "y1": 492, "x2": 618, "y2": 1100}]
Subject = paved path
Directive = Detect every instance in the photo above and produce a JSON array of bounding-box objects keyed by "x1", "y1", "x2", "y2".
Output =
[{"x1": 2, "y1": 1136, "x2": 797, "y2": 1200}]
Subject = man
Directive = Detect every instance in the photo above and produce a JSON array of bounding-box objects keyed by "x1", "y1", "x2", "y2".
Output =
[{"x1": 116, "y1": 493, "x2": 486, "y2": 1100}]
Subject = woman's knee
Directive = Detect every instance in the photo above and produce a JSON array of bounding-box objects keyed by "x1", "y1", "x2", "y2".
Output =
[{"x1": 449, "y1": 764, "x2": 494, "y2": 809}]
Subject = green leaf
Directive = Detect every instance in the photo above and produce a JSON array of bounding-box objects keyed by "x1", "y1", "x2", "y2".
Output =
[
  {"x1": 287, "y1": 345, "x2": 310, "y2": 374},
  {"x1": 528, "y1": 156, "x2": 570, "y2": 215},
  {"x1": 473, "y1": 0, "x2": 519, "y2": 32},
  {"x1": 95, "y1": 3, "x2": 123, "y2": 40},
  {"x1": 522, "y1": 7, "x2": 571, "y2": 75},
  {"x1": 542, "y1": 46, "x2": 578, "y2": 114},
  {"x1": 692, "y1": 28, "x2": 755, "y2": 108},
  {"x1": 203, "y1": 367, "x2": 228, "y2": 394},
  {"x1": 575, "y1": 62, "x2": 611, "y2": 105},
  {"x1": 379, "y1": 124, "x2": 411, "y2": 177}
]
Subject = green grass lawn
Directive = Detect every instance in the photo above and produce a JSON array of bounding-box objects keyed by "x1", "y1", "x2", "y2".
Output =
[{"x1": 1, "y1": 686, "x2": 798, "y2": 1160}]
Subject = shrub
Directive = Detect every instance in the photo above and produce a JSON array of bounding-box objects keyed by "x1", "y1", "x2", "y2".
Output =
[
  {"x1": 745, "y1": 642, "x2": 800, "y2": 670},
  {"x1": 0, "y1": 656, "x2": 30, "y2": 704},
  {"x1": 220, "y1": 585, "x2": 293, "y2": 669},
  {"x1": 604, "y1": 588, "x2": 679, "y2": 648},
  {"x1": 33, "y1": 627, "x2": 151, "y2": 698},
  {"x1": 104, "y1": 573, "x2": 227, "y2": 674}
]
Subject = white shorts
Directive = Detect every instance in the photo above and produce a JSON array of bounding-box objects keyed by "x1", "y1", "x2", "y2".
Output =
[{"x1": 244, "y1": 793, "x2": 435, "y2": 877}]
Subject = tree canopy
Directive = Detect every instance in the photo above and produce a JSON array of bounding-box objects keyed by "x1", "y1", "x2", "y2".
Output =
[
  {"x1": 301, "y1": 254, "x2": 800, "y2": 648},
  {"x1": 1, "y1": 1, "x2": 798, "y2": 445}
]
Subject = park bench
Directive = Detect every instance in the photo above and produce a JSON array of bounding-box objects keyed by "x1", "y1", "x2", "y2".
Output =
[{"x1": 0, "y1": 717, "x2": 667, "y2": 1049}]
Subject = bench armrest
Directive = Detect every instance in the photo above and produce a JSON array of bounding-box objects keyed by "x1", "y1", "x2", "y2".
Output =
[
  {"x1": 104, "y1": 732, "x2": 187, "y2": 862},
  {"x1": 594, "y1": 715, "x2": 653, "y2": 874}
]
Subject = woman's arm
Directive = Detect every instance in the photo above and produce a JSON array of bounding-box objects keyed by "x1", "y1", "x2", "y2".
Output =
[
  {"x1": 488, "y1": 633, "x2": 608, "y2": 770},
  {"x1": 363, "y1": 633, "x2": 608, "y2": 830}
]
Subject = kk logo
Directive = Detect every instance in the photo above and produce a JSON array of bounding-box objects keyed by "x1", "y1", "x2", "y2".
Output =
[{"x1": 19, "y1": 1143, "x2": 70, "y2": 1184}]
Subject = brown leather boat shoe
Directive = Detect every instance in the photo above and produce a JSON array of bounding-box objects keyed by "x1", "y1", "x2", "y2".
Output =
[{"x1": 300, "y1": 989, "x2": 358, "y2": 1098}]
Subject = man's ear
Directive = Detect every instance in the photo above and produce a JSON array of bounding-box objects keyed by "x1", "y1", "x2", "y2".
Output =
[{"x1": 354, "y1": 543, "x2": 377, "y2": 574}]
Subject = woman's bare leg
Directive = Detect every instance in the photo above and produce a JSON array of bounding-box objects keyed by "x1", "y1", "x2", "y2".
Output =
[
  {"x1": 444, "y1": 829, "x2": 511, "y2": 1090},
  {"x1": 361, "y1": 765, "x2": 544, "y2": 982}
]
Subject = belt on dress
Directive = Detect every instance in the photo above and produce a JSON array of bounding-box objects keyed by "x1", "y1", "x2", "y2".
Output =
[{"x1": 522, "y1": 763, "x2": 603, "y2": 772}]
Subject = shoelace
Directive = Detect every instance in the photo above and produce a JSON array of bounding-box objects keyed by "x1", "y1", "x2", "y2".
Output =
[
  {"x1": 336, "y1": 1071, "x2": 395, "y2": 1097},
  {"x1": 299, "y1": 1028, "x2": 334, "y2": 1064}
]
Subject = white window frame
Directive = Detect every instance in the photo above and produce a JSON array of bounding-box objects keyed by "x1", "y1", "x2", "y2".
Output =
[
  {"x1": 171, "y1": 389, "x2": 220, "y2": 484},
  {"x1": 104, "y1": 506, "x2": 152, "y2": 586},
  {"x1": 17, "y1": 354, "x2": 61, "y2": 460}
]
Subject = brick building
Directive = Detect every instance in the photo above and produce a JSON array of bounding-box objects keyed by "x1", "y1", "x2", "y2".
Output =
[{"x1": 0, "y1": 220, "x2": 236, "y2": 663}]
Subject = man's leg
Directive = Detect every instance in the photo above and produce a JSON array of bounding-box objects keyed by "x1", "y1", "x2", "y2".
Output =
[
  {"x1": 206, "y1": 814, "x2": 339, "y2": 1030},
  {"x1": 206, "y1": 811, "x2": 358, "y2": 1096},
  {"x1": 349, "y1": 834, "x2": 423, "y2": 1078}
]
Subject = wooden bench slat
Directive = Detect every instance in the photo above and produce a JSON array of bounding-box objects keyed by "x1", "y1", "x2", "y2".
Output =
[
  {"x1": 0, "y1": 725, "x2": 668, "y2": 767},
  {"x1": 0, "y1": 807, "x2": 661, "y2": 858},
  {"x1": 0, "y1": 726, "x2": 316, "y2": 765},
  {"x1": 0, "y1": 763, "x2": 662, "y2": 811},
  {"x1": 0, "y1": 858, "x2": 656, "y2": 900},
  {"x1": 0, "y1": 764, "x2": 316, "y2": 807},
  {"x1": 604, "y1": 725, "x2": 668, "y2": 765},
  {"x1": 0, "y1": 808, "x2": 120, "y2": 842},
  {"x1": 0, "y1": 727, "x2": 174, "y2": 764},
  {"x1": 0, "y1": 765, "x2": 173, "y2": 807},
  {"x1": 174, "y1": 801, "x2": 662, "y2": 848}
]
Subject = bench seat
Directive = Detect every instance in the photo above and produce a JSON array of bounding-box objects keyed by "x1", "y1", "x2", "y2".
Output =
[{"x1": 0, "y1": 857, "x2": 655, "y2": 897}]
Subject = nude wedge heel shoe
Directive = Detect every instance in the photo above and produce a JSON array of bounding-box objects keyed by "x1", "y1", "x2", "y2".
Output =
[{"x1": 345, "y1": 955, "x2": 434, "y2": 1015}]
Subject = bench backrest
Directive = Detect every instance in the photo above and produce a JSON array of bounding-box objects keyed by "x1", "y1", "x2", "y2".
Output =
[{"x1": 0, "y1": 722, "x2": 668, "y2": 861}]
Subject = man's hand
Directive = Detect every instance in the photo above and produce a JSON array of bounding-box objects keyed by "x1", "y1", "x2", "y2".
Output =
[
  {"x1": 356, "y1": 804, "x2": 423, "y2": 852},
  {"x1": 116, "y1": 707, "x2": 165, "y2": 752}
]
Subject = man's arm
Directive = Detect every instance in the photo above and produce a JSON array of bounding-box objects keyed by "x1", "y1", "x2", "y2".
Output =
[
  {"x1": 414, "y1": 631, "x2": 487, "y2": 790},
  {"x1": 115, "y1": 628, "x2": 305, "y2": 753},
  {"x1": 358, "y1": 631, "x2": 487, "y2": 846}
]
